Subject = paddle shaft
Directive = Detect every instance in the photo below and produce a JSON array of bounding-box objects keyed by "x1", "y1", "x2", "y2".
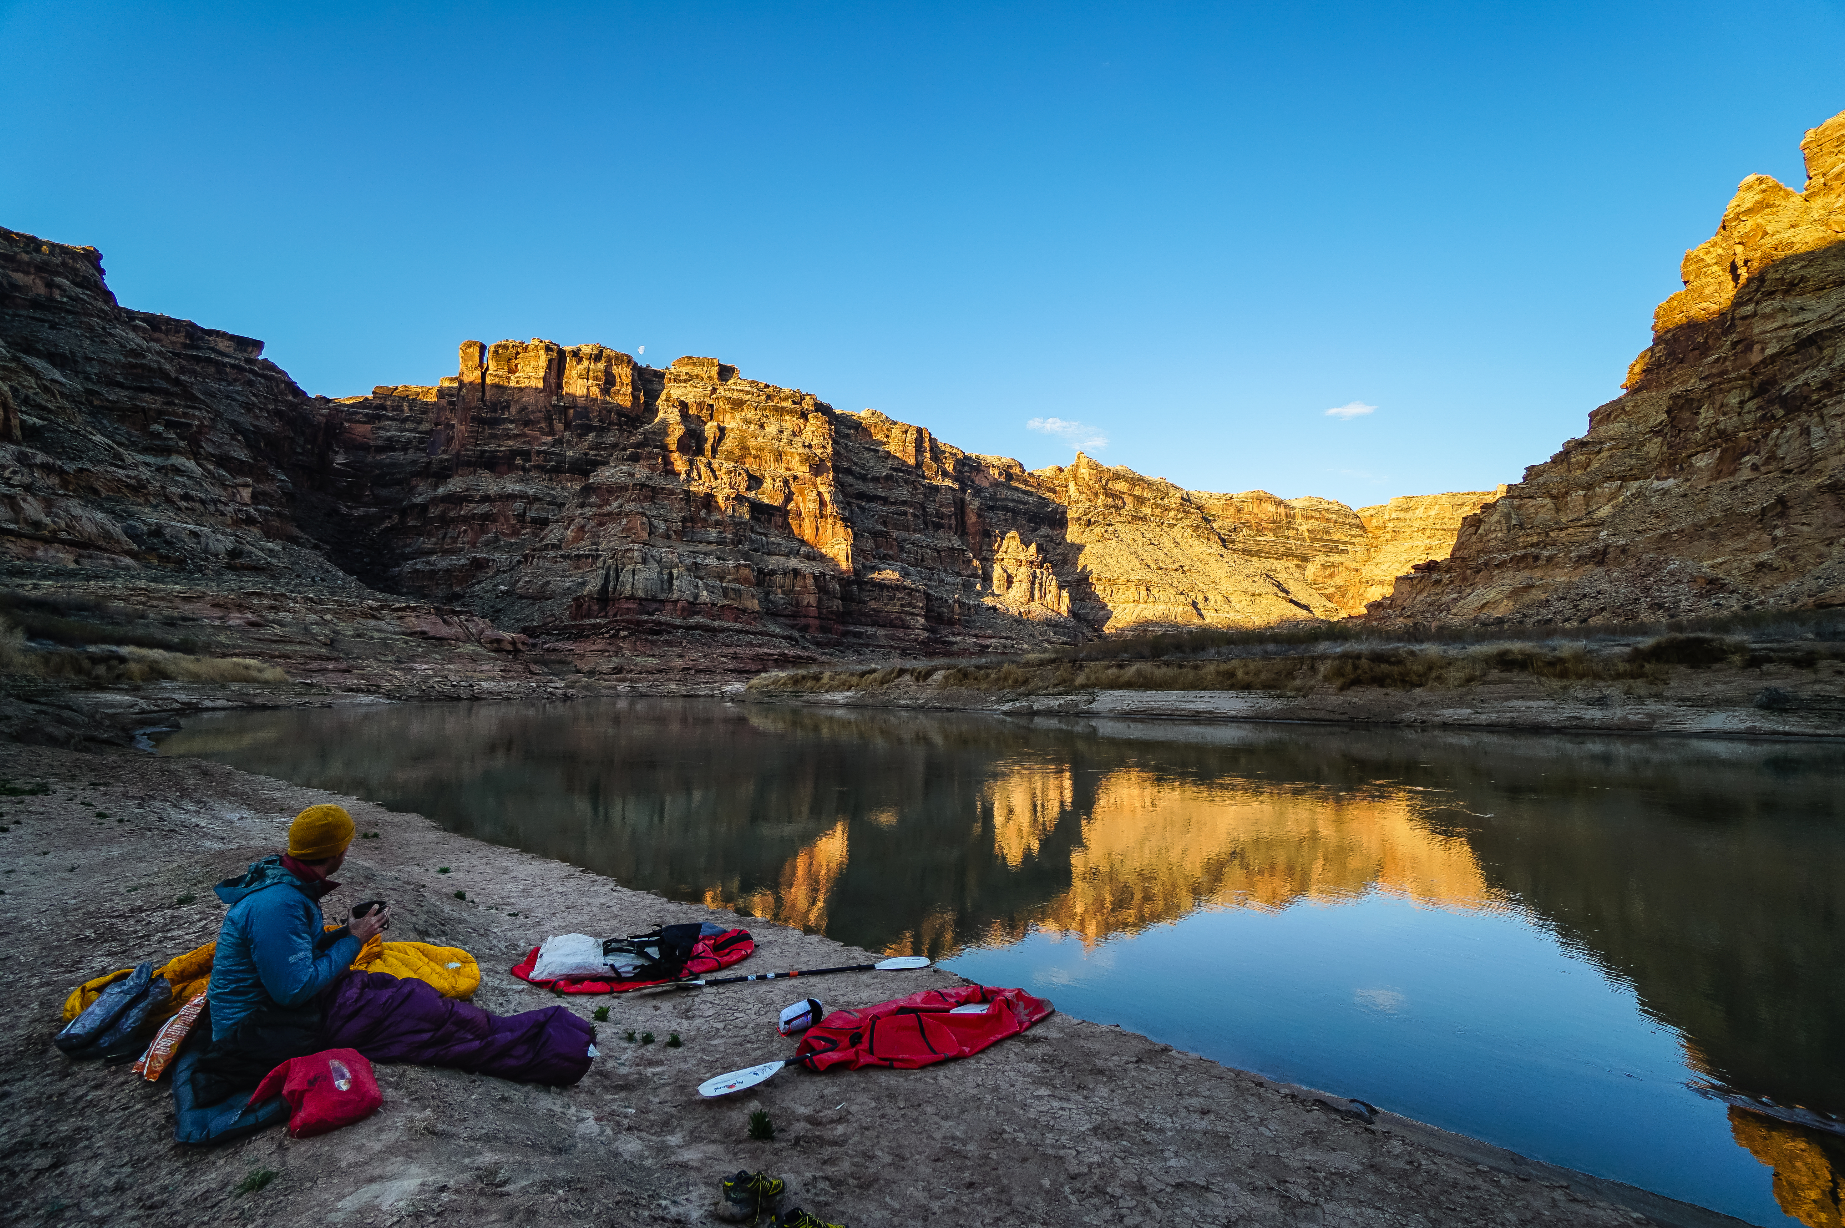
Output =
[{"x1": 684, "y1": 961, "x2": 880, "y2": 988}]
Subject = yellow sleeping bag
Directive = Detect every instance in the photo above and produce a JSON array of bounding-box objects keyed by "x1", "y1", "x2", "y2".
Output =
[
  {"x1": 61, "y1": 938, "x2": 480, "y2": 1022},
  {"x1": 348, "y1": 936, "x2": 482, "y2": 998}
]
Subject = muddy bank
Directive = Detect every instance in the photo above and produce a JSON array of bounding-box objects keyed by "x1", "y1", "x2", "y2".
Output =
[
  {"x1": 0, "y1": 742, "x2": 1751, "y2": 1227},
  {"x1": 11, "y1": 569, "x2": 1842, "y2": 750},
  {"x1": 0, "y1": 567, "x2": 849, "y2": 705}
]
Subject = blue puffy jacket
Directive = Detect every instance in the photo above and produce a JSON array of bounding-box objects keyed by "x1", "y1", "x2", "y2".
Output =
[{"x1": 207, "y1": 856, "x2": 361, "y2": 1042}]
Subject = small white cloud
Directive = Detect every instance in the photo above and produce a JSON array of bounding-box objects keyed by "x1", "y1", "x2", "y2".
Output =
[
  {"x1": 1354, "y1": 987, "x2": 1405, "y2": 1012},
  {"x1": 1026, "y1": 416, "x2": 1108, "y2": 450},
  {"x1": 1324, "y1": 401, "x2": 1377, "y2": 420}
]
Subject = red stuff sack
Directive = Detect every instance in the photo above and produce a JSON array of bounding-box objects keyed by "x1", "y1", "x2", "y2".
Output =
[
  {"x1": 248, "y1": 1048, "x2": 382, "y2": 1138},
  {"x1": 793, "y1": 984, "x2": 1053, "y2": 1072}
]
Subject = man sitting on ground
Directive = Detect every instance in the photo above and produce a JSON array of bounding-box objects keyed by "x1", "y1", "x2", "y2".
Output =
[
  {"x1": 207, "y1": 803, "x2": 391, "y2": 1043},
  {"x1": 175, "y1": 803, "x2": 591, "y2": 1144}
]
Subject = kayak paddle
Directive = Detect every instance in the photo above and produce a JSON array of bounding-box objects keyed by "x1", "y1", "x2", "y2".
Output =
[{"x1": 663, "y1": 955, "x2": 931, "y2": 990}]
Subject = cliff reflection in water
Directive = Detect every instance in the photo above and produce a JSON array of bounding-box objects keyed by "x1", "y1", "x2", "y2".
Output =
[
  {"x1": 969, "y1": 766, "x2": 1502, "y2": 950},
  {"x1": 1731, "y1": 1111, "x2": 1845, "y2": 1228},
  {"x1": 160, "y1": 696, "x2": 1845, "y2": 1220}
]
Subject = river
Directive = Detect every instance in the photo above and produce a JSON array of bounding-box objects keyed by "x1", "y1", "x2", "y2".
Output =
[{"x1": 157, "y1": 698, "x2": 1845, "y2": 1227}]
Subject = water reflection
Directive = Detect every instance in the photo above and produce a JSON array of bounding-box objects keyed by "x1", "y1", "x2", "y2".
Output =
[
  {"x1": 969, "y1": 772, "x2": 1504, "y2": 950},
  {"x1": 1732, "y1": 1111, "x2": 1845, "y2": 1227},
  {"x1": 159, "y1": 698, "x2": 1845, "y2": 1225}
]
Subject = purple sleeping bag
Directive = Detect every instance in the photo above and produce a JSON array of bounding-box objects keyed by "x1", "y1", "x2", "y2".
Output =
[{"x1": 322, "y1": 971, "x2": 594, "y2": 1087}]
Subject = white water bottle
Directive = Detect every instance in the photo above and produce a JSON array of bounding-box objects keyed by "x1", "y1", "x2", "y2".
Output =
[{"x1": 328, "y1": 1057, "x2": 353, "y2": 1091}]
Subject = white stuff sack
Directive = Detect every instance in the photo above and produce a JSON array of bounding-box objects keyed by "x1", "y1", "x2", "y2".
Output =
[{"x1": 531, "y1": 934, "x2": 611, "y2": 981}]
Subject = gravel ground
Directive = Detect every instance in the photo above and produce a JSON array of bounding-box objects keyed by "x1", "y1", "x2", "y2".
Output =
[{"x1": 0, "y1": 742, "x2": 1742, "y2": 1227}]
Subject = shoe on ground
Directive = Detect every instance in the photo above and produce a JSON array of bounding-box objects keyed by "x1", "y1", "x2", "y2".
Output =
[
  {"x1": 773, "y1": 1208, "x2": 847, "y2": 1228},
  {"x1": 717, "y1": 1170, "x2": 787, "y2": 1223}
]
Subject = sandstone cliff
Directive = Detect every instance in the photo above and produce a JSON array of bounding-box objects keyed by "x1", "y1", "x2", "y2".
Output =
[
  {"x1": 308, "y1": 344, "x2": 1498, "y2": 652},
  {"x1": 0, "y1": 225, "x2": 1495, "y2": 660},
  {"x1": 1373, "y1": 110, "x2": 1845, "y2": 624},
  {"x1": 1026, "y1": 459, "x2": 1500, "y2": 628},
  {"x1": 1354, "y1": 489, "x2": 1509, "y2": 608}
]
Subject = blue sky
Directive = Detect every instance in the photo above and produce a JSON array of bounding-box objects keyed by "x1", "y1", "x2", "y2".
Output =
[{"x1": 3, "y1": 2, "x2": 1841, "y2": 507}]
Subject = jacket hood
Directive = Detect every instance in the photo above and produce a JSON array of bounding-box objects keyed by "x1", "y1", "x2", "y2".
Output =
[{"x1": 214, "y1": 855, "x2": 307, "y2": 906}]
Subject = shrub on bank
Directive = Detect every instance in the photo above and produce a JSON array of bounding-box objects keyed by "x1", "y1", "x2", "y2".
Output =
[{"x1": 1627, "y1": 633, "x2": 1748, "y2": 668}]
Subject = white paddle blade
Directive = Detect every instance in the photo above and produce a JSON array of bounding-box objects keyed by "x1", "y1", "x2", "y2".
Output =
[
  {"x1": 874, "y1": 956, "x2": 932, "y2": 970},
  {"x1": 698, "y1": 1060, "x2": 786, "y2": 1099}
]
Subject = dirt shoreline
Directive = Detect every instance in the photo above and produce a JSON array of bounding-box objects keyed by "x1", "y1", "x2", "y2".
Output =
[
  {"x1": 0, "y1": 741, "x2": 1750, "y2": 1227},
  {"x1": 13, "y1": 665, "x2": 1844, "y2": 764}
]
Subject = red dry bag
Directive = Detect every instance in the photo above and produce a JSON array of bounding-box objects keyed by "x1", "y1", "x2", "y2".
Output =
[
  {"x1": 793, "y1": 984, "x2": 1053, "y2": 1072},
  {"x1": 249, "y1": 1047, "x2": 382, "y2": 1138}
]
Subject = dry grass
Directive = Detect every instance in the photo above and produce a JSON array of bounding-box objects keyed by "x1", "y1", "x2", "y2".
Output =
[
  {"x1": 0, "y1": 619, "x2": 287, "y2": 686},
  {"x1": 0, "y1": 590, "x2": 201, "y2": 653},
  {"x1": 751, "y1": 631, "x2": 1839, "y2": 698},
  {"x1": 1008, "y1": 607, "x2": 1844, "y2": 667}
]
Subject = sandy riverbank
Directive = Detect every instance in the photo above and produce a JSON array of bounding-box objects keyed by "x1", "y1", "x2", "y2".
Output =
[{"x1": 0, "y1": 742, "x2": 1747, "y2": 1227}]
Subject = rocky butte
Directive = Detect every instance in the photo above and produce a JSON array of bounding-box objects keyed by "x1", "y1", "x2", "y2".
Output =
[
  {"x1": 1372, "y1": 109, "x2": 1845, "y2": 624},
  {"x1": 0, "y1": 226, "x2": 1498, "y2": 664}
]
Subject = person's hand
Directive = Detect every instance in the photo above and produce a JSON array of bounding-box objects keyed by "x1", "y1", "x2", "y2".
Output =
[{"x1": 350, "y1": 905, "x2": 391, "y2": 945}]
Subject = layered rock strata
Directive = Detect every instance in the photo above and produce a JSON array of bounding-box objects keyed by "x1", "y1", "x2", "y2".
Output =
[
  {"x1": 1, "y1": 224, "x2": 1495, "y2": 660},
  {"x1": 1354, "y1": 489, "x2": 1509, "y2": 609},
  {"x1": 1374, "y1": 109, "x2": 1845, "y2": 624},
  {"x1": 313, "y1": 353, "x2": 1498, "y2": 651}
]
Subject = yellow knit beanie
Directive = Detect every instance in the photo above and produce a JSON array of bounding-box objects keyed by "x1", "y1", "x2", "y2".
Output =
[{"x1": 288, "y1": 804, "x2": 355, "y2": 861}]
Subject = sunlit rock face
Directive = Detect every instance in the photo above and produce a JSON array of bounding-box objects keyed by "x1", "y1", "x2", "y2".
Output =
[
  {"x1": 1353, "y1": 490, "x2": 1509, "y2": 609},
  {"x1": 0, "y1": 223, "x2": 1496, "y2": 653},
  {"x1": 1653, "y1": 113, "x2": 1845, "y2": 335},
  {"x1": 1045, "y1": 459, "x2": 1364, "y2": 627},
  {"x1": 310, "y1": 346, "x2": 1496, "y2": 650},
  {"x1": 1373, "y1": 109, "x2": 1845, "y2": 625}
]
